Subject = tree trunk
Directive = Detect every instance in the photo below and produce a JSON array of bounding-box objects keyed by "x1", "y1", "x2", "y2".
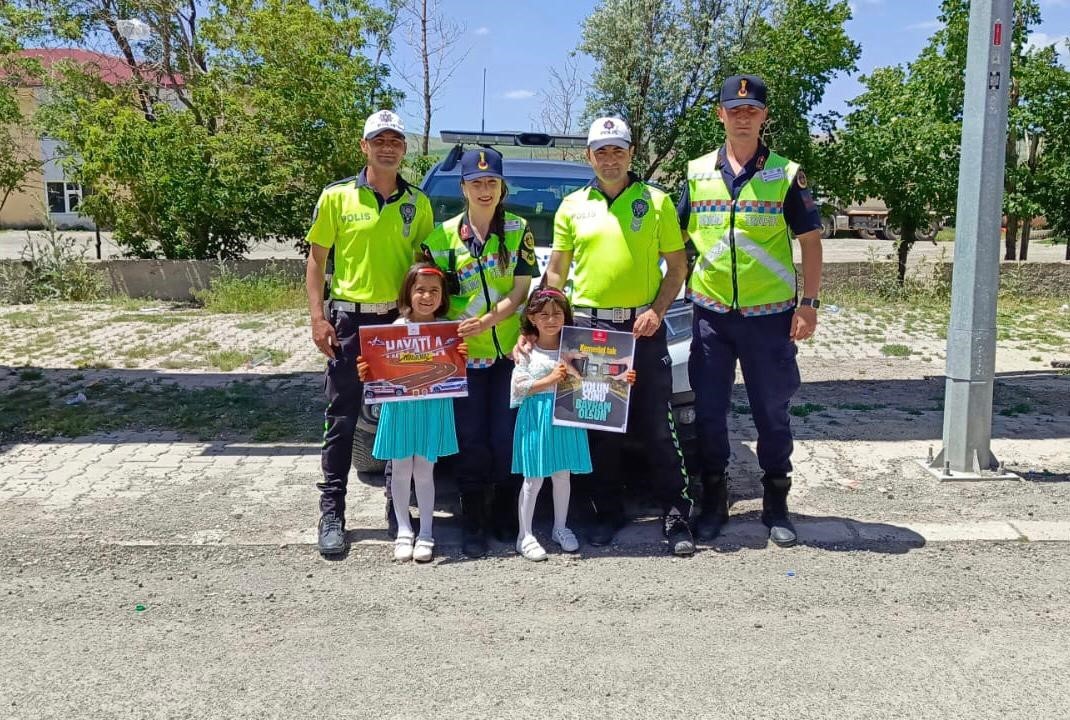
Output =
[
  {"x1": 1004, "y1": 215, "x2": 1019, "y2": 260},
  {"x1": 1065, "y1": 239, "x2": 1069, "y2": 261},
  {"x1": 420, "y1": 0, "x2": 430, "y2": 156},
  {"x1": 895, "y1": 221, "x2": 916, "y2": 286},
  {"x1": 1019, "y1": 219, "x2": 1032, "y2": 261}
]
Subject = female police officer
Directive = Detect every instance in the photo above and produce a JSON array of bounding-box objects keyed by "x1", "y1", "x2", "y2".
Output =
[{"x1": 424, "y1": 147, "x2": 539, "y2": 558}]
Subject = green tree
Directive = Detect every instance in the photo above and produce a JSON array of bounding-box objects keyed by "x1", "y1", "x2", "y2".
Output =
[
  {"x1": 579, "y1": 0, "x2": 859, "y2": 185},
  {"x1": 837, "y1": 64, "x2": 962, "y2": 282},
  {"x1": 16, "y1": 0, "x2": 397, "y2": 258}
]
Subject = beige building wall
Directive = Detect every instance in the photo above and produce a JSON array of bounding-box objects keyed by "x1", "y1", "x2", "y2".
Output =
[{"x1": 0, "y1": 88, "x2": 46, "y2": 229}]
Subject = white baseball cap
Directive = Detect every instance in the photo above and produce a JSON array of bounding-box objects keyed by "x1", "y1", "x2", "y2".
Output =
[
  {"x1": 363, "y1": 110, "x2": 406, "y2": 140},
  {"x1": 587, "y1": 117, "x2": 632, "y2": 150}
]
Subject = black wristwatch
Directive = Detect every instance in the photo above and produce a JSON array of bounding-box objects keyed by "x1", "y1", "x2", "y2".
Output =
[{"x1": 800, "y1": 297, "x2": 821, "y2": 309}]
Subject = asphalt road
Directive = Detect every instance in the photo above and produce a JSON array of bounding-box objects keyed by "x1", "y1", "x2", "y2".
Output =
[
  {"x1": 1, "y1": 539, "x2": 1067, "y2": 719},
  {"x1": 390, "y1": 361, "x2": 459, "y2": 391}
]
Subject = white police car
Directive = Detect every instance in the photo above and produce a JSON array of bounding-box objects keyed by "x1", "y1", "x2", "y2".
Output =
[{"x1": 352, "y1": 131, "x2": 698, "y2": 476}]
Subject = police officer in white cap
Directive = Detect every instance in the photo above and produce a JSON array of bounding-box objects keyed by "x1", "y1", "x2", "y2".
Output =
[
  {"x1": 544, "y1": 116, "x2": 695, "y2": 555},
  {"x1": 305, "y1": 109, "x2": 435, "y2": 556}
]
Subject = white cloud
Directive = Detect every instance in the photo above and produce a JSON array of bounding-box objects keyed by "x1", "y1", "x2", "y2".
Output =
[
  {"x1": 503, "y1": 89, "x2": 535, "y2": 100},
  {"x1": 1027, "y1": 32, "x2": 1070, "y2": 59},
  {"x1": 906, "y1": 20, "x2": 942, "y2": 32},
  {"x1": 474, "y1": 26, "x2": 489, "y2": 35}
]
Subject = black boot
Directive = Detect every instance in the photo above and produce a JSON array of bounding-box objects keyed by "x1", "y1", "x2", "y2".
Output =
[
  {"x1": 317, "y1": 511, "x2": 346, "y2": 556},
  {"x1": 694, "y1": 472, "x2": 730, "y2": 541},
  {"x1": 761, "y1": 474, "x2": 797, "y2": 547},
  {"x1": 460, "y1": 489, "x2": 487, "y2": 558},
  {"x1": 491, "y1": 482, "x2": 520, "y2": 543},
  {"x1": 664, "y1": 510, "x2": 695, "y2": 556}
]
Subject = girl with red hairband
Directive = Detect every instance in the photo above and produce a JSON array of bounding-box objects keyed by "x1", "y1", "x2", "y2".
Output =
[
  {"x1": 358, "y1": 262, "x2": 467, "y2": 563},
  {"x1": 509, "y1": 286, "x2": 634, "y2": 560}
]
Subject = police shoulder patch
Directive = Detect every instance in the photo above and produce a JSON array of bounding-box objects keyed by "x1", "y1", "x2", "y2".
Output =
[
  {"x1": 796, "y1": 169, "x2": 808, "y2": 189},
  {"x1": 521, "y1": 229, "x2": 536, "y2": 264}
]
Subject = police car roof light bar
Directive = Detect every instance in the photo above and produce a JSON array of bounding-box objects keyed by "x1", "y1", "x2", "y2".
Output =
[{"x1": 440, "y1": 130, "x2": 588, "y2": 149}]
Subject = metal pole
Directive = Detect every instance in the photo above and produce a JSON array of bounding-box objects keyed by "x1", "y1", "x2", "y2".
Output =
[
  {"x1": 926, "y1": 0, "x2": 1015, "y2": 480},
  {"x1": 481, "y1": 68, "x2": 487, "y2": 132}
]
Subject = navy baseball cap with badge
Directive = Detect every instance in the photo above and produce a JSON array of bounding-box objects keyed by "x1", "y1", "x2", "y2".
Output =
[
  {"x1": 720, "y1": 74, "x2": 767, "y2": 109},
  {"x1": 363, "y1": 109, "x2": 405, "y2": 139},
  {"x1": 460, "y1": 147, "x2": 504, "y2": 180}
]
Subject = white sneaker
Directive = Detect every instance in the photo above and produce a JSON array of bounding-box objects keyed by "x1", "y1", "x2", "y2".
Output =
[
  {"x1": 551, "y1": 526, "x2": 580, "y2": 553},
  {"x1": 413, "y1": 537, "x2": 434, "y2": 563},
  {"x1": 516, "y1": 535, "x2": 547, "y2": 561},
  {"x1": 394, "y1": 533, "x2": 414, "y2": 562}
]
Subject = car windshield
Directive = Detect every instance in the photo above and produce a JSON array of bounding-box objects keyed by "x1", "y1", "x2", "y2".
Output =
[{"x1": 423, "y1": 174, "x2": 592, "y2": 247}]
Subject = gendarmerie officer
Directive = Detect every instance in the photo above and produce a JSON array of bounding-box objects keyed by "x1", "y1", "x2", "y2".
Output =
[
  {"x1": 306, "y1": 110, "x2": 434, "y2": 556},
  {"x1": 679, "y1": 75, "x2": 823, "y2": 547},
  {"x1": 546, "y1": 117, "x2": 695, "y2": 556}
]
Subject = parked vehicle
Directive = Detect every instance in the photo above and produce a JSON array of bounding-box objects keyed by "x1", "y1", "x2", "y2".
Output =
[
  {"x1": 351, "y1": 130, "x2": 700, "y2": 478},
  {"x1": 821, "y1": 198, "x2": 941, "y2": 242}
]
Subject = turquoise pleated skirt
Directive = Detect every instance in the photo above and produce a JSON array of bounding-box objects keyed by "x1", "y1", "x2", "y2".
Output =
[
  {"x1": 511, "y1": 392, "x2": 592, "y2": 478},
  {"x1": 372, "y1": 398, "x2": 459, "y2": 462}
]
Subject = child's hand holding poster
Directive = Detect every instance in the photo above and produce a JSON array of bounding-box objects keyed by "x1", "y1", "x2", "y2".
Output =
[
  {"x1": 358, "y1": 321, "x2": 468, "y2": 403},
  {"x1": 552, "y1": 326, "x2": 635, "y2": 433}
]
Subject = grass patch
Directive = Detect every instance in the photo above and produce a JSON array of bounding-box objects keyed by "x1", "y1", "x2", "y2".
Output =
[
  {"x1": 159, "y1": 358, "x2": 208, "y2": 370},
  {"x1": 206, "y1": 350, "x2": 252, "y2": 371},
  {"x1": 0, "y1": 378, "x2": 321, "y2": 443},
  {"x1": 880, "y1": 344, "x2": 912, "y2": 357},
  {"x1": 17, "y1": 368, "x2": 44, "y2": 381},
  {"x1": 834, "y1": 402, "x2": 886, "y2": 411},
  {"x1": 790, "y1": 403, "x2": 826, "y2": 417},
  {"x1": 194, "y1": 267, "x2": 304, "y2": 314},
  {"x1": 236, "y1": 320, "x2": 269, "y2": 331},
  {"x1": 999, "y1": 402, "x2": 1034, "y2": 417},
  {"x1": 1, "y1": 310, "x2": 50, "y2": 328},
  {"x1": 111, "y1": 313, "x2": 193, "y2": 325}
]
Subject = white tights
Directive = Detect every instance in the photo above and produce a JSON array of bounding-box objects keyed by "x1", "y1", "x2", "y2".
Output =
[
  {"x1": 518, "y1": 471, "x2": 570, "y2": 539},
  {"x1": 391, "y1": 455, "x2": 435, "y2": 540}
]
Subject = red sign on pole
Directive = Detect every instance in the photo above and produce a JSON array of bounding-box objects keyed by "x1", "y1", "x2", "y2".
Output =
[{"x1": 992, "y1": 21, "x2": 1003, "y2": 46}]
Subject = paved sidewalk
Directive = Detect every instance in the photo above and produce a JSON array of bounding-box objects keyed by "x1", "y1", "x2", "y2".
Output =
[{"x1": 3, "y1": 429, "x2": 1068, "y2": 553}]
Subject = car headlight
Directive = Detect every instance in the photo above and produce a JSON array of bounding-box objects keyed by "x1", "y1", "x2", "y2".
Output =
[
  {"x1": 664, "y1": 301, "x2": 693, "y2": 342},
  {"x1": 370, "y1": 403, "x2": 381, "y2": 420}
]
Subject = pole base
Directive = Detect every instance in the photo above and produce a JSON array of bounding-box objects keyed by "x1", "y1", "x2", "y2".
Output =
[{"x1": 917, "y1": 457, "x2": 1019, "y2": 483}]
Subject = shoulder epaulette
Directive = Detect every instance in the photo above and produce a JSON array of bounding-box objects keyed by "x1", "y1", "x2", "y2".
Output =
[{"x1": 322, "y1": 176, "x2": 358, "y2": 191}]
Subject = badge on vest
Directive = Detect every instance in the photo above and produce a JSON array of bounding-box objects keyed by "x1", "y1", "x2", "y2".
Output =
[
  {"x1": 400, "y1": 203, "x2": 416, "y2": 237},
  {"x1": 759, "y1": 168, "x2": 786, "y2": 183},
  {"x1": 630, "y1": 199, "x2": 649, "y2": 232}
]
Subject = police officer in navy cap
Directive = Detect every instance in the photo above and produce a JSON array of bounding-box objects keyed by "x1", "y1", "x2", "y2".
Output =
[
  {"x1": 423, "y1": 146, "x2": 539, "y2": 557},
  {"x1": 678, "y1": 74, "x2": 824, "y2": 547}
]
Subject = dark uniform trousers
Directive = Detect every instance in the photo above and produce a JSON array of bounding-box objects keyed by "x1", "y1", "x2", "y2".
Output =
[
  {"x1": 452, "y1": 358, "x2": 517, "y2": 492},
  {"x1": 688, "y1": 304, "x2": 801, "y2": 478},
  {"x1": 576, "y1": 316, "x2": 692, "y2": 518},
  {"x1": 318, "y1": 305, "x2": 399, "y2": 516}
]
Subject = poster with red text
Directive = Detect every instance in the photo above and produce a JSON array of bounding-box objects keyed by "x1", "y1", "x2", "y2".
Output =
[
  {"x1": 358, "y1": 321, "x2": 468, "y2": 403},
  {"x1": 552, "y1": 326, "x2": 635, "y2": 433}
]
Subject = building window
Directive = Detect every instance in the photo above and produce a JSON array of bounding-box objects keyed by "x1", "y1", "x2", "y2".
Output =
[{"x1": 45, "y1": 182, "x2": 83, "y2": 214}]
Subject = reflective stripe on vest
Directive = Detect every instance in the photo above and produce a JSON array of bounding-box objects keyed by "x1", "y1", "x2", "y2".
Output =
[
  {"x1": 425, "y1": 212, "x2": 527, "y2": 361},
  {"x1": 687, "y1": 151, "x2": 799, "y2": 310}
]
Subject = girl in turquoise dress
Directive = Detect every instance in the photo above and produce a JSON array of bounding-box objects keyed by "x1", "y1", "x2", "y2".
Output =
[
  {"x1": 510, "y1": 288, "x2": 603, "y2": 561},
  {"x1": 358, "y1": 263, "x2": 466, "y2": 563}
]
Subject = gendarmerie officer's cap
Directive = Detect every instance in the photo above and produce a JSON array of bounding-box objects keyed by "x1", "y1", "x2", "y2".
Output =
[{"x1": 720, "y1": 75, "x2": 767, "y2": 109}]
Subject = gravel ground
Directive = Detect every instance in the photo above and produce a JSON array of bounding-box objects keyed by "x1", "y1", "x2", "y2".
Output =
[{"x1": 1, "y1": 540, "x2": 1067, "y2": 719}]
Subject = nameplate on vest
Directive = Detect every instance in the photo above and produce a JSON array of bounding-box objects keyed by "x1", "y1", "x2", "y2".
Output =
[
  {"x1": 744, "y1": 215, "x2": 779, "y2": 227},
  {"x1": 504, "y1": 220, "x2": 523, "y2": 232},
  {"x1": 698, "y1": 213, "x2": 726, "y2": 227},
  {"x1": 759, "y1": 168, "x2": 786, "y2": 182}
]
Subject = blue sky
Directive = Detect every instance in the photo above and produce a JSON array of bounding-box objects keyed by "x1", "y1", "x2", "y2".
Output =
[{"x1": 386, "y1": 0, "x2": 1070, "y2": 136}]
